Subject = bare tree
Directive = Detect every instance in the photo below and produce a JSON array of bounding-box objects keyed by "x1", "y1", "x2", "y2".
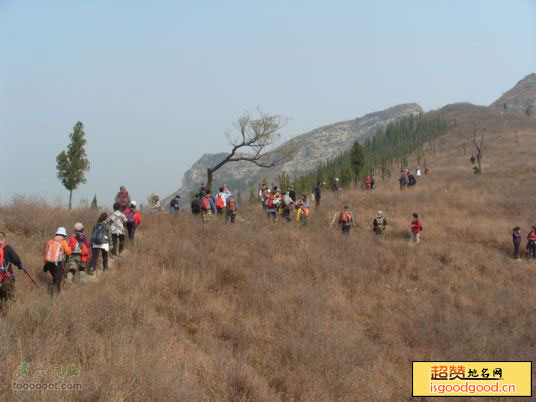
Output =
[
  {"x1": 206, "y1": 110, "x2": 293, "y2": 191},
  {"x1": 471, "y1": 130, "x2": 486, "y2": 175}
]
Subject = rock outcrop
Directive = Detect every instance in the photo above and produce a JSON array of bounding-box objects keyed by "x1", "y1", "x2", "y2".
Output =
[{"x1": 491, "y1": 73, "x2": 536, "y2": 117}]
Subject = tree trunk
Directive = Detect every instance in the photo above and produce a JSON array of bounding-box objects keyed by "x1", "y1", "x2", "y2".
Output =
[
  {"x1": 68, "y1": 190, "x2": 73, "y2": 210},
  {"x1": 207, "y1": 168, "x2": 214, "y2": 193}
]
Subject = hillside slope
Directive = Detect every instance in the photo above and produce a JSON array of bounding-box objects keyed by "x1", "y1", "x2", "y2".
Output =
[
  {"x1": 2, "y1": 115, "x2": 536, "y2": 400},
  {"x1": 491, "y1": 73, "x2": 536, "y2": 117},
  {"x1": 163, "y1": 103, "x2": 422, "y2": 203}
]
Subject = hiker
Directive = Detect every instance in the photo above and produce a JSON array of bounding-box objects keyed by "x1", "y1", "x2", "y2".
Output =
[
  {"x1": 288, "y1": 185, "x2": 296, "y2": 202},
  {"x1": 191, "y1": 193, "x2": 202, "y2": 216},
  {"x1": 331, "y1": 178, "x2": 341, "y2": 198},
  {"x1": 150, "y1": 193, "x2": 161, "y2": 213},
  {"x1": 282, "y1": 190, "x2": 293, "y2": 222},
  {"x1": 399, "y1": 171, "x2": 408, "y2": 190},
  {"x1": 312, "y1": 182, "x2": 322, "y2": 207},
  {"x1": 115, "y1": 186, "x2": 131, "y2": 210},
  {"x1": 199, "y1": 183, "x2": 207, "y2": 194},
  {"x1": 513, "y1": 227, "x2": 522, "y2": 260},
  {"x1": 0, "y1": 231, "x2": 24, "y2": 303},
  {"x1": 295, "y1": 194, "x2": 310, "y2": 225},
  {"x1": 371, "y1": 175, "x2": 376, "y2": 190},
  {"x1": 109, "y1": 202, "x2": 127, "y2": 256},
  {"x1": 264, "y1": 189, "x2": 277, "y2": 222},
  {"x1": 169, "y1": 195, "x2": 180, "y2": 215},
  {"x1": 527, "y1": 226, "x2": 536, "y2": 259},
  {"x1": 416, "y1": 165, "x2": 422, "y2": 177},
  {"x1": 408, "y1": 173, "x2": 417, "y2": 188},
  {"x1": 373, "y1": 210, "x2": 387, "y2": 235},
  {"x1": 216, "y1": 187, "x2": 227, "y2": 216},
  {"x1": 225, "y1": 193, "x2": 238, "y2": 223},
  {"x1": 364, "y1": 175, "x2": 372, "y2": 190},
  {"x1": 124, "y1": 201, "x2": 141, "y2": 241},
  {"x1": 200, "y1": 190, "x2": 216, "y2": 222},
  {"x1": 410, "y1": 213, "x2": 423, "y2": 243},
  {"x1": 337, "y1": 206, "x2": 355, "y2": 234},
  {"x1": 89, "y1": 213, "x2": 111, "y2": 273},
  {"x1": 66, "y1": 223, "x2": 90, "y2": 284},
  {"x1": 43, "y1": 227, "x2": 72, "y2": 295}
]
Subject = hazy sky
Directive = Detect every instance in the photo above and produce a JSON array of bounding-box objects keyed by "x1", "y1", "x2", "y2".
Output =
[{"x1": 2, "y1": 0, "x2": 535, "y2": 206}]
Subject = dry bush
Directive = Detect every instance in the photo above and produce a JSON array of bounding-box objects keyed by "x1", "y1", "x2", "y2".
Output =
[{"x1": 1, "y1": 128, "x2": 536, "y2": 401}]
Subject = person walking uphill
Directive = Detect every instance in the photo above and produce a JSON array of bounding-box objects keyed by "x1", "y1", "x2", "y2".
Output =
[
  {"x1": 527, "y1": 226, "x2": 536, "y2": 259},
  {"x1": 115, "y1": 186, "x2": 131, "y2": 211},
  {"x1": 312, "y1": 182, "x2": 322, "y2": 208},
  {"x1": 225, "y1": 193, "x2": 238, "y2": 223},
  {"x1": 200, "y1": 190, "x2": 216, "y2": 222},
  {"x1": 109, "y1": 203, "x2": 127, "y2": 256},
  {"x1": 373, "y1": 210, "x2": 387, "y2": 235},
  {"x1": 337, "y1": 206, "x2": 355, "y2": 234},
  {"x1": 0, "y1": 231, "x2": 24, "y2": 303},
  {"x1": 89, "y1": 213, "x2": 111, "y2": 273},
  {"x1": 43, "y1": 227, "x2": 71, "y2": 296},
  {"x1": 66, "y1": 223, "x2": 90, "y2": 284},
  {"x1": 410, "y1": 213, "x2": 423, "y2": 243},
  {"x1": 124, "y1": 201, "x2": 141, "y2": 241},
  {"x1": 512, "y1": 227, "x2": 522, "y2": 260}
]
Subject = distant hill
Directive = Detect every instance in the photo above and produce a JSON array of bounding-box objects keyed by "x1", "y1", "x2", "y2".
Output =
[
  {"x1": 491, "y1": 73, "x2": 536, "y2": 117},
  {"x1": 163, "y1": 103, "x2": 422, "y2": 203}
]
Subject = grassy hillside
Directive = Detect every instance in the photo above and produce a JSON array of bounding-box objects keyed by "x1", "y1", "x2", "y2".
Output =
[{"x1": 1, "y1": 124, "x2": 536, "y2": 401}]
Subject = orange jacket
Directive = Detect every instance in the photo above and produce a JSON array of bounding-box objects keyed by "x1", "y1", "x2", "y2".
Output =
[
  {"x1": 44, "y1": 236, "x2": 72, "y2": 263},
  {"x1": 124, "y1": 208, "x2": 141, "y2": 226}
]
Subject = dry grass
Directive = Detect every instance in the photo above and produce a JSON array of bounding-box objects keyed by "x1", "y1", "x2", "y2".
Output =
[{"x1": 1, "y1": 127, "x2": 536, "y2": 401}]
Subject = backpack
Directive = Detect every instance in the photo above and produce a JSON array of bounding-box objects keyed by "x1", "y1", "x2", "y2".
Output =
[
  {"x1": 45, "y1": 239, "x2": 65, "y2": 263},
  {"x1": 126, "y1": 209, "x2": 136, "y2": 224},
  {"x1": 374, "y1": 217, "x2": 385, "y2": 233},
  {"x1": 92, "y1": 223, "x2": 107, "y2": 245},
  {"x1": 0, "y1": 245, "x2": 5, "y2": 269},
  {"x1": 216, "y1": 195, "x2": 224, "y2": 209},
  {"x1": 191, "y1": 198, "x2": 201, "y2": 213},
  {"x1": 200, "y1": 197, "x2": 210, "y2": 210},
  {"x1": 227, "y1": 197, "x2": 236, "y2": 212},
  {"x1": 265, "y1": 195, "x2": 274, "y2": 209},
  {"x1": 69, "y1": 234, "x2": 82, "y2": 254},
  {"x1": 340, "y1": 211, "x2": 352, "y2": 223},
  {"x1": 302, "y1": 207, "x2": 310, "y2": 218}
]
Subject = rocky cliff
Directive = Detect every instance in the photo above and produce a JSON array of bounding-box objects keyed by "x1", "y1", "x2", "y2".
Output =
[
  {"x1": 491, "y1": 73, "x2": 536, "y2": 117},
  {"x1": 163, "y1": 103, "x2": 422, "y2": 203}
]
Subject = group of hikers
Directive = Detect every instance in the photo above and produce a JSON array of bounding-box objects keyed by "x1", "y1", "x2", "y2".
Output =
[
  {"x1": 512, "y1": 226, "x2": 536, "y2": 260},
  {"x1": 190, "y1": 184, "x2": 239, "y2": 223}
]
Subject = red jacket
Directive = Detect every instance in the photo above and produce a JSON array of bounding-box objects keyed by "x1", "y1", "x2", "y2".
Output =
[
  {"x1": 411, "y1": 219, "x2": 423, "y2": 234},
  {"x1": 124, "y1": 208, "x2": 141, "y2": 226}
]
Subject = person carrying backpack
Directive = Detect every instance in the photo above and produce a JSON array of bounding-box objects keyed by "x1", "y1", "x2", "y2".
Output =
[
  {"x1": 216, "y1": 187, "x2": 227, "y2": 216},
  {"x1": 364, "y1": 176, "x2": 372, "y2": 190},
  {"x1": 109, "y1": 202, "x2": 127, "y2": 256},
  {"x1": 282, "y1": 191, "x2": 293, "y2": 222},
  {"x1": 124, "y1": 201, "x2": 141, "y2": 241},
  {"x1": 225, "y1": 193, "x2": 238, "y2": 223},
  {"x1": 331, "y1": 178, "x2": 341, "y2": 199},
  {"x1": 89, "y1": 213, "x2": 111, "y2": 273},
  {"x1": 0, "y1": 231, "x2": 24, "y2": 303},
  {"x1": 312, "y1": 182, "x2": 322, "y2": 207},
  {"x1": 399, "y1": 171, "x2": 408, "y2": 190},
  {"x1": 408, "y1": 174, "x2": 417, "y2": 188},
  {"x1": 527, "y1": 226, "x2": 536, "y2": 259},
  {"x1": 337, "y1": 206, "x2": 355, "y2": 234},
  {"x1": 43, "y1": 227, "x2": 72, "y2": 296},
  {"x1": 169, "y1": 195, "x2": 181, "y2": 215},
  {"x1": 373, "y1": 210, "x2": 387, "y2": 235},
  {"x1": 264, "y1": 189, "x2": 277, "y2": 222},
  {"x1": 115, "y1": 186, "x2": 131, "y2": 211},
  {"x1": 66, "y1": 223, "x2": 90, "y2": 283},
  {"x1": 410, "y1": 213, "x2": 423, "y2": 243},
  {"x1": 200, "y1": 190, "x2": 216, "y2": 222},
  {"x1": 295, "y1": 194, "x2": 310, "y2": 226},
  {"x1": 191, "y1": 192, "x2": 203, "y2": 216}
]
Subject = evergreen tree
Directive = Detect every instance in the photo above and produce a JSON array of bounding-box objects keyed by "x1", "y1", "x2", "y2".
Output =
[
  {"x1": 56, "y1": 121, "x2": 90, "y2": 209},
  {"x1": 349, "y1": 141, "x2": 365, "y2": 181},
  {"x1": 91, "y1": 194, "x2": 98, "y2": 209}
]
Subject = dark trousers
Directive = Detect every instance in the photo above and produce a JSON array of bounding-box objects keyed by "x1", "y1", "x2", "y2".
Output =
[
  {"x1": 341, "y1": 223, "x2": 352, "y2": 234},
  {"x1": 90, "y1": 248, "x2": 109, "y2": 271},
  {"x1": 315, "y1": 198, "x2": 321, "y2": 207},
  {"x1": 528, "y1": 243, "x2": 536, "y2": 259},
  {"x1": 514, "y1": 242, "x2": 521, "y2": 259},
  {"x1": 283, "y1": 208, "x2": 291, "y2": 222},
  {"x1": 44, "y1": 261, "x2": 63, "y2": 296},
  {"x1": 226, "y1": 210, "x2": 236, "y2": 223},
  {"x1": 126, "y1": 223, "x2": 136, "y2": 241},
  {"x1": 0, "y1": 277, "x2": 15, "y2": 301},
  {"x1": 217, "y1": 208, "x2": 224, "y2": 216},
  {"x1": 112, "y1": 234, "x2": 125, "y2": 255}
]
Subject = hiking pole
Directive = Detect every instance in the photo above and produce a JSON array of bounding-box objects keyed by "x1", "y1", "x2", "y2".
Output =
[{"x1": 22, "y1": 268, "x2": 40, "y2": 288}]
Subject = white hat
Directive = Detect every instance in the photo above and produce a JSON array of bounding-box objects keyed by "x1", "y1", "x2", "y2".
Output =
[
  {"x1": 335, "y1": 177, "x2": 339, "y2": 181},
  {"x1": 74, "y1": 222, "x2": 84, "y2": 231},
  {"x1": 131, "y1": 200, "x2": 137, "y2": 206},
  {"x1": 56, "y1": 227, "x2": 67, "y2": 237}
]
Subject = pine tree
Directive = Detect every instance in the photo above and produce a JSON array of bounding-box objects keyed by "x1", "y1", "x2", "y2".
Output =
[
  {"x1": 56, "y1": 121, "x2": 90, "y2": 209},
  {"x1": 91, "y1": 194, "x2": 98, "y2": 209},
  {"x1": 350, "y1": 141, "x2": 365, "y2": 181}
]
